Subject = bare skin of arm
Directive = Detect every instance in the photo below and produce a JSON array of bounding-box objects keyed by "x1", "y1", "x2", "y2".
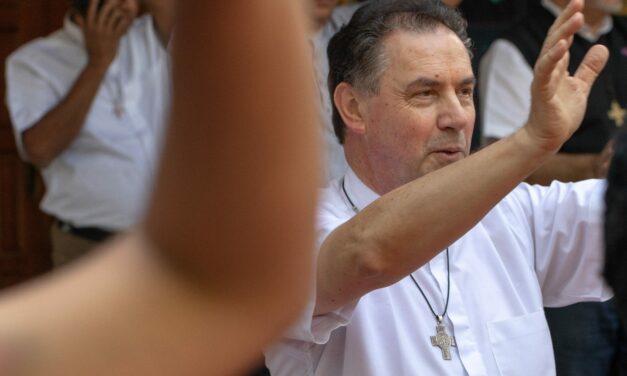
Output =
[
  {"x1": 21, "y1": 0, "x2": 133, "y2": 168},
  {"x1": 0, "y1": 1, "x2": 319, "y2": 375},
  {"x1": 315, "y1": 0, "x2": 609, "y2": 315}
]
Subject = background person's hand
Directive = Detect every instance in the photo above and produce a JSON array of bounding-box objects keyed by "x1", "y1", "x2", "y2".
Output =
[
  {"x1": 75, "y1": 0, "x2": 135, "y2": 69},
  {"x1": 524, "y1": 0, "x2": 609, "y2": 153}
]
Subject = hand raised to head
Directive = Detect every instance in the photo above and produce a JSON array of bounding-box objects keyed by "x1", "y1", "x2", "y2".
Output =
[
  {"x1": 524, "y1": 0, "x2": 609, "y2": 153},
  {"x1": 75, "y1": 0, "x2": 135, "y2": 69}
]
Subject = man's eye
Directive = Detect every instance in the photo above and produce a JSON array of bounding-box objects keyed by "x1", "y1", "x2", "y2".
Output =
[
  {"x1": 415, "y1": 90, "x2": 435, "y2": 97},
  {"x1": 459, "y1": 88, "x2": 474, "y2": 97}
]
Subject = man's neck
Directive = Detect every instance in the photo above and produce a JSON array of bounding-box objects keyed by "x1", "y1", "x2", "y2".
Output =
[
  {"x1": 344, "y1": 140, "x2": 404, "y2": 196},
  {"x1": 584, "y1": 6, "x2": 611, "y2": 34}
]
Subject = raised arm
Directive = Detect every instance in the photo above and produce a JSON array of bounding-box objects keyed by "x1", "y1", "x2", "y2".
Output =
[
  {"x1": 0, "y1": 1, "x2": 319, "y2": 375},
  {"x1": 315, "y1": 0, "x2": 609, "y2": 315}
]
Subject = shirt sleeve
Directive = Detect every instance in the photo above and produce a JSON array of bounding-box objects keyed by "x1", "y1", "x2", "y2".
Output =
[
  {"x1": 479, "y1": 39, "x2": 534, "y2": 140},
  {"x1": 277, "y1": 187, "x2": 361, "y2": 345},
  {"x1": 508, "y1": 180, "x2": 613, "y2": 307},
  {"x1": 133, "y1": 15, "x2": 169, "y2": 66},
  {"x1": 5, "y1": 53, "x2": 59, "y2": 161}
]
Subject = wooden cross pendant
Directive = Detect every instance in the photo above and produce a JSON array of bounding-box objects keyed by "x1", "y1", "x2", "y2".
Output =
[{"x1": 431, "y1": 320, "x2": 456, "y2": 360}]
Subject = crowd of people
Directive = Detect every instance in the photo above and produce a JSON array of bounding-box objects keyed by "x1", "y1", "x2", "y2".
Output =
[{"x1": 1, "y1": 0, "x2": 626, "y2": 375}]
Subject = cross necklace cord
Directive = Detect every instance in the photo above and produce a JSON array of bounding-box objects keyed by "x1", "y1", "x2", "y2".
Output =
[{"x1": 341, "y1": 177, "x2": 457, "y2": 360}]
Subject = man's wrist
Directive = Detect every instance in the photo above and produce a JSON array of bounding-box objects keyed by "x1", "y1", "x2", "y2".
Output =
[
  {"x1": 84, "y1": 59, "x2": 111, "y2": 77},
  {"x1": 512, "y1": 124, "x2": 560, "y2": 165}
]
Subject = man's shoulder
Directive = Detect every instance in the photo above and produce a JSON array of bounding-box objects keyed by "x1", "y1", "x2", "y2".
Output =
[{"x1": 7, "y1": 29, "x2": 75, "y2": 68}]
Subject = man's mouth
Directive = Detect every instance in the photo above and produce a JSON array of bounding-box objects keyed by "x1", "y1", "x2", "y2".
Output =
[{"x1": 431, "y1": 146, "x2": 465, "y2": 161}]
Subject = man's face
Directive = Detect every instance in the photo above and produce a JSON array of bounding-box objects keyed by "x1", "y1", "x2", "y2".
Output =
[
  {"x1": 312, "y1": 0, "x2": 339, "y2": 28},
  {"x1": 74, "y1": 0, "x2": 140, "y2": 22},
  {"x1": 356, "y1": 28, "x2": 475, "y2": 191},
  {"x1": 589, "y1": 0, "x2": 624, "y2": 14}
]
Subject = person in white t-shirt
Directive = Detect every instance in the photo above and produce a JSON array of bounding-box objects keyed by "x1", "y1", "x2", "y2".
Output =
[
  {"x1": 265, "y1": 0, "x2": 612, "y2": 375},
  {"x1": 5, "y1": 0, "x2": 173, "y2": 267}
]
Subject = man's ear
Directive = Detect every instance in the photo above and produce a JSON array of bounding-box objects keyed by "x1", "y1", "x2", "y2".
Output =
[{"x1": 334, "y1": 82, "x2": 367, "y2": 135}]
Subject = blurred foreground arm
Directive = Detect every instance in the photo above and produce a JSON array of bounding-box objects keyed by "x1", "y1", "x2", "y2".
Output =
[{"x1": 0, "y1": 1, "x2": 319, "y2": 375}]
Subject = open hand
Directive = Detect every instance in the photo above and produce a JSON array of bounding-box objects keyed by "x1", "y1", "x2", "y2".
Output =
[
  {"x1": 74, "y1": 0, "x2": 136, "y2": 68},
  {"x1": 525, "y1": 0, "x2": 609, "y2": 153}
]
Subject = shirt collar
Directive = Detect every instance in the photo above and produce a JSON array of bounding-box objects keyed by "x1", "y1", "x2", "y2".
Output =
[
  {"x1": 342, "y1": 167, "x2": 380, "y2": 212},
  {"x1": 542, "y1": 0, "x2": 613, "y2": 42}
]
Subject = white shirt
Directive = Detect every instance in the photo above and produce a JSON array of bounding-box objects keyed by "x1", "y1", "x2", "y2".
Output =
[
  {"x1": 312, "y1": 4, "x2": 360, "y2": 183},
  {"x1": 480, "y1": 0, "x2": 613, "y2": 139},
  {"x1": 266, "y1": 168, "x2": 611, "y2": 376},
  {"x1": 5, "y1": 15, "x2": 170, "y2": 230}
]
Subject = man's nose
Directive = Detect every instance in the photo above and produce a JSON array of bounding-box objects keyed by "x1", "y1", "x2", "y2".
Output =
[{"x1": 436, "y1": 93, "x2": 472, "y2": 131}]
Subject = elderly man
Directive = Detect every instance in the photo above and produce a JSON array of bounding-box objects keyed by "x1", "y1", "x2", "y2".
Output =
[
  {"x1": 265, "y1": 0, "x2": 610, "y2": 374},
  {"x1": 5, "y1": 0, "x2": 173, "y2": 267}
]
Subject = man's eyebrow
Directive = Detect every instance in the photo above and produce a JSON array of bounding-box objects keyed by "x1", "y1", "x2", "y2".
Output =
[
  {"x1": 406, "y1": 76, "x2": 476, "y2": 90},
  {"x1": 406, "y1": 77, "x2": 440, "y2": 89},
  {"x1": 459, "y1": 77, "x2": 477, "y2": 86}
]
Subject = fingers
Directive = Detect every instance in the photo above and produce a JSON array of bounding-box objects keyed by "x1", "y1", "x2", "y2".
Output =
[
  {"x1": 534, "y1": 39, "x2": 568, "y2": 97},
  {"x1": 546, "y1": 0, "x2": 583, "y2": 40},
  {"x1": 574, "y1": 44, "x2": 609, "y2": 88},
  {"x1": 106, "y1": 9, "x2": 125, "y2": 32},
  {"x1": 87, "y1": 0, "x2": 99, "y2": 26},
  {"x1": 540, "y1": 0, "x2": 584, "y2": 58},
  {"x1": 91, "y1": 0, "x2": 132, "y2": 35},
  {"x1": 113, "y1": 16, "x2": 133, "y2": 36},
  {"x1": 97, "y1": 0, "x2": 118, "y2": 30}
]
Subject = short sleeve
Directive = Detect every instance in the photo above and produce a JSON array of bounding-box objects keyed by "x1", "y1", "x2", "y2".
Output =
[
  {"x1": 5, "y1": 54, "x2": 59, "y2": 160},
  {"x1": 508, "y1": 180, "x2": 612, "y2": 307},
  {"x1": 279, "y1": 186, "x2": 361, "y2": 344}
]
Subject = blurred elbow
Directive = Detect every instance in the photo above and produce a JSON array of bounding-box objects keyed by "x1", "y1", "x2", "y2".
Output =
[{"x1": 22, "y1": 132, "x2": 54, "y2": 168}]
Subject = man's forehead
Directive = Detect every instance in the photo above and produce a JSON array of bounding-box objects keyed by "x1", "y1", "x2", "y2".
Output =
[
  {"x1": 382, "y1": 27, "x2": 468, "y2": 57},
  {"x1": 379, "y1": 28, "x2": 472, "y2": 75}
]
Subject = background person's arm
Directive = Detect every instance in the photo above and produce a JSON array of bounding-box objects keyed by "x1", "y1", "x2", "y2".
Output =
[
  {"x1": 0, "y1": 1, "x2": 319, "y2": 375},
  {"x1": 21, "y1": 0, "x2": 133, "y2": 168}
]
